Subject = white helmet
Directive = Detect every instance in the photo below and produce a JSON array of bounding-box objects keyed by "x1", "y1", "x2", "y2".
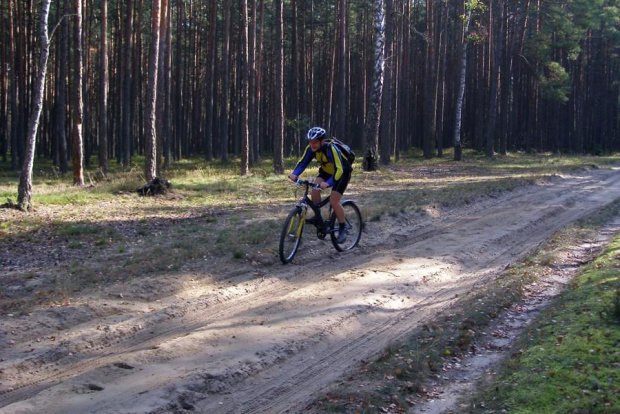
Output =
[{"x1": 306, "y1": 126, "x2": 327, "y2": 141}]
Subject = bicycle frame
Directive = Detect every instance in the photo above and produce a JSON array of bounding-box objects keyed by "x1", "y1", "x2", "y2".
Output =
[{"x1": 295, "y1": 180, "x2": 333, "y2": 234}]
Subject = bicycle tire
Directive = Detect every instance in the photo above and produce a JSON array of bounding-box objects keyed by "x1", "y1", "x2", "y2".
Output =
[
  {"x1": 279, "y1": 207, "x2": 305, "y2": 264},
  {"x1": 330, "y1": 200, "x2": 363, "y2": 252}
]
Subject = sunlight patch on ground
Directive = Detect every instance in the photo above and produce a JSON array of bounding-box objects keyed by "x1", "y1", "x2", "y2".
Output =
[{"x1": 173, "y1": 273, "x2": 219, "y2": 299}]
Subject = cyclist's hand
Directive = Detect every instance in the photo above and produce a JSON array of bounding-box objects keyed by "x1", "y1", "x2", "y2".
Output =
[{"x1": 288, "y1": 174, "x2": 297, "y2": 182}]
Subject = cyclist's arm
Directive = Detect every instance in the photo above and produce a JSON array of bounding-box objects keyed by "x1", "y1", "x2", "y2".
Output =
[{"x1": 291, "y1": 146, "x2": 314, "y2": 177}]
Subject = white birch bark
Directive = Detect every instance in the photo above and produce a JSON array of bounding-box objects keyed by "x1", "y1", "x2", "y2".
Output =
[
  {"x1": 17, "y1": 0, "x2": 52, "y2": 211},
  {"x1": 453, "y1": 7, "x2": 472, "y2": 161},
  {"x1": 363, "y1": 0, "x2": 385, "y2": 172}
]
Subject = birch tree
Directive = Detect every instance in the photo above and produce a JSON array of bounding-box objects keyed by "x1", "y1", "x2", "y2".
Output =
[
  {"x1": 71, "y1": 0, "x2": 85, "y2": 186},
  {"x1": 453, "y1": 1, "x2": 473, "y2": 161},
  {"x1": 379, "y1": 0, "x2": 394, "y2": 165},
  {"x1": 362, "y1": 0, "x2": 385, "y2": 172},
  {"x1": 17, "y1": 0, "x2": 52, "y2": 211}
]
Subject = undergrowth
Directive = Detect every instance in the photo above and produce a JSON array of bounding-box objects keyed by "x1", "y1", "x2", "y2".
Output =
[{"x1": 468, "y1": 229, "x2": 620, "y2": 413}]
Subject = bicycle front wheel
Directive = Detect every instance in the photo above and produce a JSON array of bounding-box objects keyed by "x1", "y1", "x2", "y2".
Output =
[
  {"x1": 330, "y1": 200, "x2": 363, "y2": 252},
  {"x1": 279, "y1": 207, "x2": 305, "y2": 264}
]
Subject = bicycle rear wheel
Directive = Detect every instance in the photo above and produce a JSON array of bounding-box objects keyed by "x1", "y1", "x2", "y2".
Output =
[
  {"x1": 330, "y1": 200, "x2": 363, "y2": 252},
  {"x1": 279, "y1": 207, "x2": 305, "y2": 264}
]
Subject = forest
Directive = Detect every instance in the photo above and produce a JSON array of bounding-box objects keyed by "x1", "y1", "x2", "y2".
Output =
[
  {"x1": 1, "y1": 1, "x2": 620, "y2": 195},
  {"x1": 1, "y1": 2, "x2": 620, "y2": 409}
]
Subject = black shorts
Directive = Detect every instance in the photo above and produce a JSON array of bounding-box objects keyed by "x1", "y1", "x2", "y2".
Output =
[{"x1": 318, "y1": 169, "x2": 351, "y2": 195}]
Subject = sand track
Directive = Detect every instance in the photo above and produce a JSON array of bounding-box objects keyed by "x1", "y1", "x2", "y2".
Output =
[{"x1": 1, "y1": 167, "x2": 620, "y2": 414}]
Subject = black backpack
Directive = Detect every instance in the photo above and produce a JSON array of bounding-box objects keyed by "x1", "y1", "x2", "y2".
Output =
[{"x1": 328, "y1": 137, "x2": 356, "y2": 164}]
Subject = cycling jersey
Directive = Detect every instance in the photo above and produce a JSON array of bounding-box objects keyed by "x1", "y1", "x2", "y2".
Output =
[{"x1": 292, "y1": 141, "x2": 353, "y2": 187}]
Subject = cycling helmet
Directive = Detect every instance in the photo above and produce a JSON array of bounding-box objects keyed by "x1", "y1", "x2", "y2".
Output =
[{"x1": 306, "y1": 126, "x2": 327, "y2": 141}]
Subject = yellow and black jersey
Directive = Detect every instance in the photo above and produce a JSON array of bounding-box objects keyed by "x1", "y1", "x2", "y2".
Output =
[{"x1": 292, "y1": 142, "x2": 353, "y2": 187}]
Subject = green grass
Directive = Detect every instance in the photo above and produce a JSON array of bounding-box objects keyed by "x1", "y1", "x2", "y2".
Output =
[
  {"x1": 1, "y1": 151, "x2": 618, "y2": 274},
  {"x1": 57, "y1": 223, "x2": 103, "y2": 237},
  {"x1": 1, "y1": 151, "x2": 619, "y2": 307},
  {"x1": 1, "y1": 151, "x2": 616, "y2": 209},
  {"x1": 468, "y1": 235, "x2": 620, "y2": 413}
]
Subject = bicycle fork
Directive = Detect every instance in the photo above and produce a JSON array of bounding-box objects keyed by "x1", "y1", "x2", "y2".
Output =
[{"x1": 291, "y1": 205, "x2": 308, "y2": 239}]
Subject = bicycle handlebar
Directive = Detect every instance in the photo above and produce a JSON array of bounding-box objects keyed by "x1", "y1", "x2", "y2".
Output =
[{"x1": 292, "y1": 178, "x2": 322, "y2": 190}]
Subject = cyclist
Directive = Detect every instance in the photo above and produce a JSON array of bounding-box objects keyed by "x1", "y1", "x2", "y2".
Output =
[{"x1": 288, "y1": 126, "x2": 353, "y2": 243}]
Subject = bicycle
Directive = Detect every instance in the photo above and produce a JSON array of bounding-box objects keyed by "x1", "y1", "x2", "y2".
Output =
[{"x1": 279, "y1": 179, "x2": 363, "y2": 264}]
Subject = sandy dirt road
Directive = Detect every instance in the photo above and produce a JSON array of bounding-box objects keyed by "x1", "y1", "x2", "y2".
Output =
[{"x1": 1, "y1": 167, "x2": 620, "y2": 414}]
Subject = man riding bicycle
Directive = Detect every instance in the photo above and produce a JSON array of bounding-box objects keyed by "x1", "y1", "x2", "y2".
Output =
[{"x1": 288, "y1": 126, "x2": 353, "y2": 243}]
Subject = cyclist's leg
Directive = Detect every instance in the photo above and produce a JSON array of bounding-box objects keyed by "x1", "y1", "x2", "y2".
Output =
[
  {"x1": 312, "y1": 177, "x2": 324, "y2": 205},
  {"x1": 330, "y1": 190, "x2": 348, "y2": 244},
  {"x1": 313, "y1": 169, "x2": 331, "y2": 205},
  {"x1": 306, "y1": 172, "x2": 328, "y2": 224},
  {"x1": 330, "y1": 190, "x2": 345, "y2": 223},
  {"x1": 330, "y1": 170, "x2": 351, "y2": 225}
]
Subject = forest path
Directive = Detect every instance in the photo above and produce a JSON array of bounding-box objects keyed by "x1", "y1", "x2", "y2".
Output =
[{"x1": 1, "y1": 167, "x2": 619, "y2": 414}]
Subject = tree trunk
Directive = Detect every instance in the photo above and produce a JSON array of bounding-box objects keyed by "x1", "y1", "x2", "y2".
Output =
[
  {"x1": 144, "y1": 0, "x2": 162, "y2": 182},
  {"x1": 453, "y1": 7, "x2": 472, "y2": 161},
  {"x1": 56, "y1": 0, "x2": 69, "y2": 173},
  {"x1": 9, "y1": 0, "x2": 23, "y2": 170},
  {"x1": 121, "y1": 0, "x2": 133, "y2": 166},
  {"x1": 498, "y1": 0, "x2": 509, "y2": 155},
  {"x1": 273, "y1": 0, "x2": 285, "y2": 174},
  {"x1": 240, "y1": 0, "x2": 250, "y2": 176},
  {"x1": 98, "y1": 0, "x2": 109, "y2": 174},
  {"x1": 298, "y1": 0, "x2": 308, "y2": 133},
  {"x1": 17, "y1": 0, "x2": 52, "y2": 211},
  {"x1": 162, "y1": 0, "x2": 172, "y2": 169},
  {"x1": 325, "y1": 2, "x2": 336, "y2": 132},
  {"x1": 134, "y1": 0, "x2": 144, "y2": 157},
  {"x1": 0, "y1": 1, "x2": 7, "y2": 163},
  {"x1": 336, "y1": 0, "x2": 346, "y2": 141},
  {"x1": 363, "y1": 0, "x2": 385, "y2": 172},
  {"x1": 220, "y1": 0, "x2": 231, "y2": 163},
  {"x1": 435, "y1": 1, "x2": 449, "y2": 158},
  {"x1": 379, "y1": 0, "x2": 394, "y2": 165},
  {"x1": 157, "y1": 0, "x2": 169, "y2": 170},
  {"x1": 72, "y1": 0, "x2": 85, "y2": 186},
  {"x1": 485, "y1": 0, "x2": 504, "y2": 158},
  {"x1": 423, "y1": 0, "x2": 436, "y2": 159},
  {"x1": 83, "y1": 0, "x2": 91, "y2": 169},
  {"x1": 248, "y1": 0, "x2": 258, "y2": 165},
  {"x1": 254, "y1": 0, "x2": 265, "y2": 160},
  {"x1": 290, "y1": 0, "x2": 299, "y2": 155},
  {"x1": 173, "y1": 0, "x2": 184, "y2": 160},
  {"x1": 204, "y1": 0, "x2": 217, "y2": 162}
]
